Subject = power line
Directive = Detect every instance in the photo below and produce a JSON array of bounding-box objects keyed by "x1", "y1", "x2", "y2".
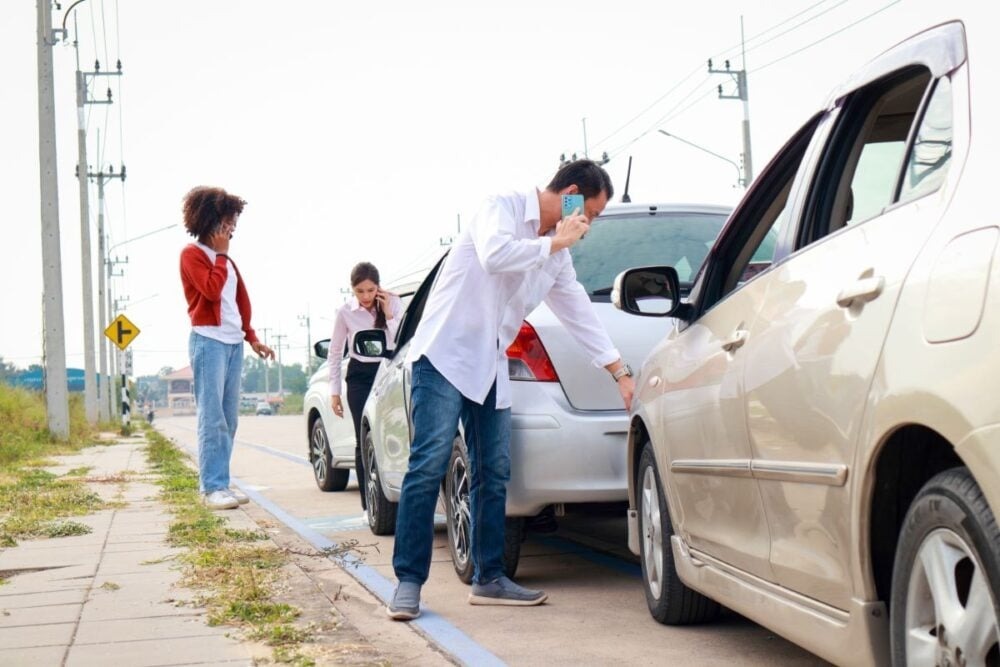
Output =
[
  {"x1": 710, "y1": 0, "x2": 842, "y2": 64},
  {"x1": 755, "y1": 0, "x2": 902, "y2": 73},
  {"x1": 590, "y1": 0, "x2": 840, "y2": 154}
]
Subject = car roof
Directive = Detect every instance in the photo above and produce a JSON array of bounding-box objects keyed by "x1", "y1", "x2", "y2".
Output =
[{"x1": 599, "y1": 202, "x2": 732, "y2": 217}]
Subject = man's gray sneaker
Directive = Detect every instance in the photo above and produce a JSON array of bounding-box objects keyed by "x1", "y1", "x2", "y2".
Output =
[
  {"x1": 387, "y1": 581, "x2": 421, "y2": 620},
  {"x1": 468, "y1": 576, "x2": 547, "y2": 606}
]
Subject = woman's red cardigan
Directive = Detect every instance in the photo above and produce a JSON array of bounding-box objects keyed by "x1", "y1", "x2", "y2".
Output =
[{"x1": 179, "y1": 244, "x2": 259, "y2": 345}]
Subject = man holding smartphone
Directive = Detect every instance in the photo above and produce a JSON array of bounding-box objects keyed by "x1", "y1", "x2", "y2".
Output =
[{"x1": 388, "y1": 160, "x2": 635, "y2": 620}]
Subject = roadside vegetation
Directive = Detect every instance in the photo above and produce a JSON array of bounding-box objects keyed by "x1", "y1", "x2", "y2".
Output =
[
  {"x1": 0, "y1": 385, "x2": 107, "y2": 549},
  {"x1": 144, "y1": 426, "x2": 319, "y2": 666}
]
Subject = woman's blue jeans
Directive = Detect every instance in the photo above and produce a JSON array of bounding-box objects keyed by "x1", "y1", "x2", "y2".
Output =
[
  {"x1": 392, "y1": 356, "x2": 511, "y2": 586},
  {"x1": 189, "y1": 332, "x2": 243, "y2": 494}
]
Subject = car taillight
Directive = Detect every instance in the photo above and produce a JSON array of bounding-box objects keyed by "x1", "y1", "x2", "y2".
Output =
[{"x1": 506, "y1": 322, "x2": 559, "y2": 382}]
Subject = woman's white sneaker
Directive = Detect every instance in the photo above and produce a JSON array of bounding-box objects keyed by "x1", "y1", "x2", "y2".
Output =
[
  {"x1": 228, "y1": 487, "x2": 250, "y2": 505},
  {"x1": 204, "y1": 490, "x2": 239, "y2": 510}
]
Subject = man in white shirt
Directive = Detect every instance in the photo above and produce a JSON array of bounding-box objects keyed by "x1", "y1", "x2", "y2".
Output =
[{"x1": 387, "y1": 160, "x2": 635, "y2": 620}]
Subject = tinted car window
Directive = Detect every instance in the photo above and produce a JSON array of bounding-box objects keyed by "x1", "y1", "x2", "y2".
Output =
[
  {"x1": 570, "y1": 212, "x2": 728, "y2": 297},
  {"x1": 899, "y1": 76, "x2": 953, "y2": 204}
]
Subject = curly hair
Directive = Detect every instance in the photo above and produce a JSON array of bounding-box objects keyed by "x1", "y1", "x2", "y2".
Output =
[{"x1": 182, "y1": 186, "x2": 246, "y2": 239}]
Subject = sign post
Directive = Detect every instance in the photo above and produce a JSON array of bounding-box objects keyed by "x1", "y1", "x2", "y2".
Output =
[{"x1": 104, "y1": 314, "x2": 140, "y2": 425}]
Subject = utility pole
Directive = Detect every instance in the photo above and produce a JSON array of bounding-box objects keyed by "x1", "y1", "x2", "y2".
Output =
[
  {"x1": 75, "y1": 43, "x2": 122, "y2": 424},
  {"x1": 94, "y1": 157, "x2": 127, "y2": 421},
  {"x1": 298, "y1": 310, "x2": 311, "y2": 375},
  {"x1": 258, "y1": 328, "x2": 271, "y2": 398},
  {"x1": 707, "y1": 16, "x2": 754, "y2": 187},
  {"x1": 582, "y1": 117, "x2": 589, "y2": 158},
  {"x1": 37, "y1": 0, "x2": 69, "y2": 439},
  {"x1": 273, "y1": 334, "x2": 286, "y2": 398}
]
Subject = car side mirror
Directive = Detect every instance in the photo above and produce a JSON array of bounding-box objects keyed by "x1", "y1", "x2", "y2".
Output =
[
  {"x1": 612, "y1": 266, "x2": 684, "y2": 318},
  {"x1": 353, "y1": 329, "x2": 389, "y2": 358},
  {"x1": 314, "y1": 339, "x2": 330, "y2": 360}
]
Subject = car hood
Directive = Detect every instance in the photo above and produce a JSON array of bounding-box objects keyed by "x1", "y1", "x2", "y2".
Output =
[{"x1": 525, "y1": 301, "x2": 674, "y2": 411}]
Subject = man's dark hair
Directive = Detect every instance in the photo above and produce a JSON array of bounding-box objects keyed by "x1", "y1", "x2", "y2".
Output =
[
  {"x1": 546, "y1": 159, "x2": 614, "y2": 200},
  {"x1": 182, "y1": 186, "x2": 246, "y2": 240}
]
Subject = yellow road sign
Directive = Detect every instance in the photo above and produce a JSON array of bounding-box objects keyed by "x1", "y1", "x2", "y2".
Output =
[{"x1": 104, "y1": 314, "x2": 140, "y2": 351}]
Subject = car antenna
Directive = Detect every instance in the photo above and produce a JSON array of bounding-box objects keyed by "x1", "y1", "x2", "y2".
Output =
[{"x1": 621, "y1": 156, "x2": 633, "y2": 203}]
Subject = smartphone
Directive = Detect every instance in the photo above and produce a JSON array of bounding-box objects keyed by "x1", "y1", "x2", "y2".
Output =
[{"x1": 561, "y1": 194, "x2": 584, "y2": 219}]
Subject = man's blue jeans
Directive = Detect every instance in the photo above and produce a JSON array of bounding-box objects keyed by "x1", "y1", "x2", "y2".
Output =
[
  {"x1": 392, "y1": 356, "x2": 511, "y2": 586},
  {"x1": 189, "y1": 332, "x2": 243, "y2": 494}
]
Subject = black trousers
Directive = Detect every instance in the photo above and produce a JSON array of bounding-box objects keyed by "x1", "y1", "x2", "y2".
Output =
[{"x1": 346, "y1": 358, "x2": 380, "y2": 510}]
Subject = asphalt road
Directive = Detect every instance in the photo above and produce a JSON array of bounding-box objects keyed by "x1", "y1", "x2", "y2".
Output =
[{"x1": 155, "y1": 413, "x2": 829, "y2": 666}]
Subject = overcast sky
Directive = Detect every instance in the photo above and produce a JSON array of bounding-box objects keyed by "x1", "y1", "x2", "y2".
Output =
[{"x1": 2, "y1": 0, "x2": 939, "y2": 378}]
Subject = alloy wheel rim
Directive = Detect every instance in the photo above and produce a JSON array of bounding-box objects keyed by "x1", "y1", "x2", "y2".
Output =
[
  {"x1": 449, "y1": 453, "x2": 471, "y2": 567},
  {"x1": 364, "y1": 436, "x2": 378, "y2": 521},
  {"x1": 641, "y1": 465, "x2": 664, "y2": 600},
  {"x1": 311, "y1": 425, "x2": 328, "y2": 484},
  {"x1": 905, "y1": 528, "x2": 1000, "y2": 667}
]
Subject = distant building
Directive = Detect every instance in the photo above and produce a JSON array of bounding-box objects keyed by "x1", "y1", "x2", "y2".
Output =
[{"x1": 164, "y1": 366, "x2": 195, "y2": 415}]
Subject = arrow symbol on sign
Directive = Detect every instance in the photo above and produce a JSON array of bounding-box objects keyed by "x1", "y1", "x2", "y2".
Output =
[{"x1": 116, "y1": 320, "x2": 133, "y2": 344}]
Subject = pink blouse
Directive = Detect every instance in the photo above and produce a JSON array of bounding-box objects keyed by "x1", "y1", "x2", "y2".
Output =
[{"x1": 328, "y1": 294, "x2": 403, "y2": 396}]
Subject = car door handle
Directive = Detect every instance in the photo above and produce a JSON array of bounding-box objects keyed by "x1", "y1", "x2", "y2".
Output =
[
  {"x1": 721, "y1": 329, "x2": 748, "y2": 352},
  {"x1": 837, "y1": 275, "x2": 884, "y2": 308}
]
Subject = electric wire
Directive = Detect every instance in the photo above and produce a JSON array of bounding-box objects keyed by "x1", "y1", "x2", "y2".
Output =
[
  {"x1": 590, "y1": 0, "x2": 839, "y2": 153},
  {"x1": 754, "y1": 0, "x2": 903, "y2": 73}
]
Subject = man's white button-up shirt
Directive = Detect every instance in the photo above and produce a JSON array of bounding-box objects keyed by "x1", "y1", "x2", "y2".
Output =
[{"x1": 406, "y1": 187, "x2": 620, "y2": 408}]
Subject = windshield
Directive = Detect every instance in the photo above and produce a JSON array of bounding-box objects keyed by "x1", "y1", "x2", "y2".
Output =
[{"x1": 569, "y1": 211, "x2": 728, "y2": 298}]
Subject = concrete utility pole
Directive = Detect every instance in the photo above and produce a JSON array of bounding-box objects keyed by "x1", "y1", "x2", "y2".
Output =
[
  {"x1": 708, "y1": 15, "x2": 754, "y2": 187},
  {"x1": 273, "y1": 334, "x2": 286, "y2": 397},
  {"x1": 37, "y1": 0, "x2": 69, "y2": 439},
  {"x1": 298, "y1": 311, "x2": 311, "y2": 375},
  {"x1": 78, "y1": 56, "x2": 121, "y2": 424},
  {"x1": 258, "y1": 328, "x2": 271, "y2": 398},
  {"x1": 93, "y1": 160, "x2": 127, "y2": 421}
]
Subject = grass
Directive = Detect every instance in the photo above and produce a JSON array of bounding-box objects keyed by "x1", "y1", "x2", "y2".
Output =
[
  {"x1": 144, "y1": 426, "x2": 318, "y2": 665},
  {"x1": 0, "y1": 386, "x2": 106, "y2": 549}
]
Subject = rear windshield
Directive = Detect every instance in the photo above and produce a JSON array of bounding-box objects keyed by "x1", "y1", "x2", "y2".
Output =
[{"x1": 569, "y1": 211, "x2": 728, "y2": 298}]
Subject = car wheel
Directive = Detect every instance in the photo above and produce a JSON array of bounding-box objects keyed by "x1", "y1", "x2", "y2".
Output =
[
  {"x1": 638, "y1": 443, "x2": 720, "y2": 624},
  {"x1": 363, "y1": 428, "x2": 398, "y2": 535},
  {"x1": 890, "y1": 467, "x2": 1000, "y2": 666},
  {"x1": 445, "y1": 436, "x2": 522, "y2": 584},
  {"x1": 310, "y1": 418, "x2": 349, "y2": 492}
]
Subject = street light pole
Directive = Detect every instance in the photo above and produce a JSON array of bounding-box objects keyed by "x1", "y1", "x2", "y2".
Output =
[{"x1": 657, "y1": 130, "x2": 744, "y2": 188}]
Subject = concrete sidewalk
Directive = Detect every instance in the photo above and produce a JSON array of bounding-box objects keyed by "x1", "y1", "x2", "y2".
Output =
[{"x1": 0, "y1": 433, "x2": 261, "y2": 666}]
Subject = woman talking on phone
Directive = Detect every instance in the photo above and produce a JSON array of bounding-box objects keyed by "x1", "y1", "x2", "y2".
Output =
[
  {"x1": 330, "y1": 262, "x2": 402, "y2": 513},
  {"x1": 179, "y1": 186, "x2": 274, "y2": 510}
]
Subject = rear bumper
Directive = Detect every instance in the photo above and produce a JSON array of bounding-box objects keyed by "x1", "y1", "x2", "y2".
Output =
[{"x1": 506, "y1": 381, "x2": 629, "y2": 516}]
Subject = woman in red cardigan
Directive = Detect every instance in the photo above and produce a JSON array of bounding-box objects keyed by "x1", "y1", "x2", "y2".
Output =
[{"x1": 179, "y1": 186, "x2": 274, "y2": 510}]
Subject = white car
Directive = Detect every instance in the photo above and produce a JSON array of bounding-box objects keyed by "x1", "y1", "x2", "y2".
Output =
[
  {"x1": 351, "y1": 202, "x2": 731, "y2": 581},
  {"x1": 302, "y1": 282, "x2": 421, "y2": 492}
]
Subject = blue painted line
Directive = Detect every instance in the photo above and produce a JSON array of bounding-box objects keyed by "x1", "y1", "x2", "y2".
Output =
[{"x1": 169, "y1": 437, "x2": 505, "y2": 667}]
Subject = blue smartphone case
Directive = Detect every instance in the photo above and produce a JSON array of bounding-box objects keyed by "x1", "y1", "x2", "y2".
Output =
[{"x1": 561, "y1": 194, "x2": 584, "y2": 218}]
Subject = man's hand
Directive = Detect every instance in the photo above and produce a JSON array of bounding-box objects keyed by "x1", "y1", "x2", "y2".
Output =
[
  {"x1": 551, "y1": 209, "x2": 590, "y2": 253},
  {"x1": 617, "y1": 375, "x2": 635, "y2": 412},
  {"x1": 251, "y1": 341, "x2": 275, "y2": 360},
  {"x1": 330, "y1": 395, "x2": 344, "y2": 418}
]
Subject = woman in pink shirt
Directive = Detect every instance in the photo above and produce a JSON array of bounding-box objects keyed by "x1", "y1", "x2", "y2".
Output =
[{"x1": 329, "y1": 262, "x2": 402, "y2": 512}]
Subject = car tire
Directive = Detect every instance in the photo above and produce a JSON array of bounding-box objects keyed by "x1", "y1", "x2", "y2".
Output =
[
  {"x1": 445, "y1": 436, "x2": 522, "y2": 584},
  {"x1": 638, "y1": 444, "x2": 720, "y2": 625},
  {"x1": 363, "y1": 428, "x2": 398, "y2": 536},
  {"x1": 890, "y1": 467, "x2": 1000, "y2": 666},
  {"x1": 310, "y1": 418, "x2": 349, "y2": 492}
]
